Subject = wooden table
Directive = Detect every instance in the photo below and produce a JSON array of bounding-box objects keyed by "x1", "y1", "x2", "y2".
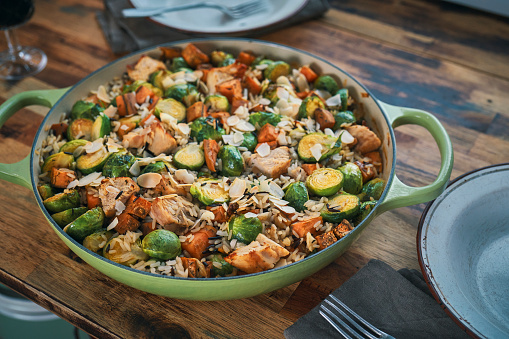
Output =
[{"x1": 1, "y1": 0, "x2": 508, "y2": 337}]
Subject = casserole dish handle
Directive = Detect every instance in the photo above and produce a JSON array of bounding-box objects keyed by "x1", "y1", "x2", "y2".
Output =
[
  {"x1": 0, "y1": 88, "x2": 69, "y2": 190},
  {"x1": 376, "y1": 101, "x2": 454, "y2": 214}
]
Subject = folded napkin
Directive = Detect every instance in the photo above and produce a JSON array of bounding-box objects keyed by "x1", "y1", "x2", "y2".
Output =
[
  {"x1": 96, "y1": 0, "x2": 331, "y2": 54},
  {"x1": 284, "y1": 259, "x2": 470, "y2": 339}
]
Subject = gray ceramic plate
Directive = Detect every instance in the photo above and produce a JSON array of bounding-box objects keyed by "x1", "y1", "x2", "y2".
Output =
[{"x1": 418, "y1": 163, "x2": 509, "y2": 338}]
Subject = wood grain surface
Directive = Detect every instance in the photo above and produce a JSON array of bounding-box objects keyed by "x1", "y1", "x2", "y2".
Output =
[{"x1": 1, "y1": 0, "x2": 508, "y2": 338}]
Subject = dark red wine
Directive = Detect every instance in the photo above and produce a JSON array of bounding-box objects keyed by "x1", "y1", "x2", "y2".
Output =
[{"x1": 0, "y1": 0, "x2": 34, "y2": 29}]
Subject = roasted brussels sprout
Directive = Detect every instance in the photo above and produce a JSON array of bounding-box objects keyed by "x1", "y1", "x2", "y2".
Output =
[
  {"x1": 204, "y1": 94, "x2": 230, "y2": 113},
  {"x1": 264, "y1": 61, "x2": 290, "y2": 82},
  {"x1": 149, "y1": 69, "x2": 172, "y2": 90},
  {"x1": 67, "y1": 118, "x2": 94, "y2": 141},
  {"x1": 248, "y1": 112, "x2": 282, "y2": 130},
  {"x1": 59, "y1": 139, "x2": 88, "y2": 154},
  {"x1": 122, "y1": 80, "x2": 144, "y2": 94},
  {"x1": 218, "y1": 145, "x2": 244, "y2": 177},
  {"x1": 141, "y1": 229, "x2": 182, "y2": 260},
  {"x1": 164, "y1": 83, "x2": 199, "y2": 107},
  {"x1": 229, "y1": 214, "x2": 263, "y2": 244},
  {"x1": 210, "y1": 254, "x2": 234, "y2": 277},
  {"x1": 37, "y1": 184, "x2": 55, "y2": 201},
  {"x1": 297, "y1": 132, "x2": 341, "y2": 163},
  {"x1": 189, "y1": 117, "x2": 225, "y2": 142},
  {"x1": 211, "y1": 50, "x2": 234, "y2": 66},
  {"x1": 102, "y1": 151, "x2": 136, "y2": 178},
  {"x1": 336, "y1": 88, "x2": 349, "y2": 110},
  {"x1": 333, "y1": 110, "x2": 356, "y2": 130},
  {"x1": 298, "y1": 96, "x2": 325, "y2": 119},
  {"x1": 104, "y1": 236, "x2": 149, "y2": 265},
  {"x1": 320, "y1": 193, "x2": 360, "y2": 223},
  {"x1": 154, "y1": 98, "x2": 187, "y2": 122},
  {"x1": 63, "y1": 207, "x2": 105, "y2": 242},
  {"x1": 51, "y1": 207, "x2": 88, "y2": 227},
  {"x1": 83, "y1": 230, "x2": 114, "y2": 253},
  {"x1": 356, "y1": 200, "x2": 377, "y2": 223},
  {"x1": 306, "y1": 167, "x2": 344, "y2": 196},
  {"x1": 41, "y1": 152, "x2": 74, "y2": 173},
  {"x1": 170, "y1": 57, "x2": 190, "y2": 72},
  {"x1": 173, "y1": 144, "x2": 205, "y2": 171},
  {"x1": 218, "y1": 58, "x2": 235, "y2": 67},
  {"x1": 76, "y1": 147, "x2": 110, "y2": 175},
  {"x1": 91, "y1": 114, "x2": 111, "y2": 141},
  {"x1": 190, "y1": 178, "x2": 229, "y2": 205},
  {"x1": 70, "y1": 100, "x2": 103, "y2": 121},
  {"x1": 314, "y1": 75, "x2": 339, "y2": 94},
  {"x1": 241, "y1": 132, "x2": 257, "y2": 151},
  {"x1": 339, "y1": 162, "x2": 363, "y2": 195},
  {"x1": 283, "y1": 182, "x2": 309, "y2": 212},
  {"x1": 141, "y1": 161, "x2": 173, "y2": 174},
  {"x1": 359, "y1": 178, "x2": 385, "y2": 201},
  {"x1": 118, "y1": 115, "x2": 141, "y2": 128},
  {"x1": 43, "y1": 189, "x2": 81, "y2": 213}
]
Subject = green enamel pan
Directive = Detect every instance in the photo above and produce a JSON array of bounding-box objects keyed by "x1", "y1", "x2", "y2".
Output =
[{"x1": 0, "y1": 38, "x2": 453, "y2": 300}]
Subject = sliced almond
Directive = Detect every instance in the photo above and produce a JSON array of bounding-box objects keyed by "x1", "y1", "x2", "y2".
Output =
[{"x1": 137, "y1": 172, "x2": 162, "y2": 188}]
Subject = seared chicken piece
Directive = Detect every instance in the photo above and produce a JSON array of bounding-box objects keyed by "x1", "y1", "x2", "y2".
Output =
[
  {"x1": 255, "y1": 234, "x2": 290, "y2": 257},
  {"x1": 250, "y1": 147, "x2": 292, "y2": 179},
  {"x1": 206, "y1": 68, "x2": 233, "y2": 95},
  {"x1": 149, "y1": 194, "x2": 196, "y2": 228},
  {"x1": 180, "y1": 257, "x2": 211, "y2": 278},
  {"x1": 127, "y1": 56, "x2": 166, "y2": 82},
  {"x1": 98, "y1": 177, "x2": 140, "y2": 218},
  {"x1": 147, "y1": 122, "x2": 177, "y2": 155},
  {"x1": 346, "y1": 125, "x2": 381, "y2": 154},
  {"x1": 121, "y1": 131, "x2": 146, "y2": 149}
]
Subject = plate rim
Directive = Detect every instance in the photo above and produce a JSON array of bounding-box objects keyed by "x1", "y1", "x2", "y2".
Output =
[
  {"x1": 417, "y1": 162, "x2": 509, "y2": 339},
  {"x1": 128, "y1": 0, "x2": 310, "y2": 35}
]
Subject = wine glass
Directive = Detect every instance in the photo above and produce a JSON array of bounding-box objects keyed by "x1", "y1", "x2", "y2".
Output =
[{"x1": 0, "y1": 0, "x2": 47, "y2": 80}]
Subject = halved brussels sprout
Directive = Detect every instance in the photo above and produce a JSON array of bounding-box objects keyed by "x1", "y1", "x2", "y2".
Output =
[
  {"x1": 228, "y1": 214, "x2": 263, "y2": 244},
  {"x1": 170, "y1": 57, "x2": 189, "y2": 72},
  {"x1": 164, "y1": 83, "x2": 199, "y2": 107},
  {"x1": 190, "y1": 178, "x2": 229, "y2": 206},
  {"x1": 63, "y1": 207, "x2": 105, "y2": 242},
  {"x1": 173, "y1": 144, "x2": 205, "y2": 171},
  {"x1": 297, "y1": 132, "x2": 341, "y2": 163},
  {"x1": 306, "y1": 167, "x2": 344, "y2": 196},
  {"x1": 76, "y1": 147, "x2": 110, "y2": 175},
  {"x1": 339, "y1": 162, "x2": 363, "y2": 195},
  {"x1": 189, "y1": 117, "x2": 225, "y2": 142},
  {"x1": 91, "y1": 114, "x2": 111, "y2": 141},
  {"x1": 359, "y1": 178, "x2": 385, "y2": 201},
  {"x1": 320, "y1": 193, "x2": 360, "y2": 223},
  {"x1": 218, "y1": 145, "x2": 244, "y2": 177},
  {"x1": 333, "y1": 111, "x2": 356, "y2": 130},
  {"x1": 67, "y1": 118, "x2": 94, "y2": 141},
  {"x1": 141, "y1": 161, "x2": 173, "y2": 174},
  {"x1": 298, "y1": 96, "x2": 325, "y2": 119},
  {"x1": 51, "y1": 207, "x2": 88, "y2": 227},
  {"x1": 41, "y1": 152, "x2": 74, "y2": 173},
  {"x1": 154, "y1": 98, "x2": 186, "y2": 122},
  {"x1": 210, "y1": 254, "x2": 234, "y2": 277},
  {"x1": 149, "y1": 70, "x2": 172, "y2": 90},
  {"x1": 211, "y1": 51, "x2": 234, "y2": 66},
  {"x1": 248, "y1": 112, "x2": 281, "y2": 130},
  {"x1": 218, "y1": 58, "x2": 235, "y2": 67},
  {"x1": 70, "y1": 100, "x2": 103, "y2": 121},
  {"x1": 43, "y1": 189, "x2": 81, "y2": 214},
  {"x1": 102, "y1": 151, "x2": 136, "y2": 178},
  {"x1": 83, "y1": 230, "x2": 114, "y2": 253},
  {"x1": 356, "y1": 200, "x2": 377, "y2": 223},
  {"x1": 118, "y1": 115, "x2": 141, "y2": 127},
  {"x1": 264, "y1": 61, "x2": 290, "y2": 82},
  {"x1": 241, "y1": 132, "x2": 257, "y2": 151},
  {"x1": 37, "y1": 184, "x2": 55, "y2": 201},
  {"x1": 336, "y1": 88, "x2": 349, "y2": 110},
  {"x1": 314, "y1": 75, "x2": 339, "y2": 94},
  {"x1": 59, "y1": 139, "x2": 88, "y2": 154},
  {"x1": 104, "y1": 236, "x2": 149, "y2": 265},
  {"x1": 141, "y1": 229, "x2": 181, "y2": 260},
  {"x1": 283, "y1": 182, "x2": 309, "y2": 212},
  {"x1": 204, "y1": 94, "x2": 230, "y2": 113}
]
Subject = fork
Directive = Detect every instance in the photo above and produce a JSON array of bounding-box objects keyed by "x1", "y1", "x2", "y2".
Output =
[
  {"x1": 122, "y1": 1, "x2": 267, "y2": 19},
  {"x1": 319, "y1": 295, "x2": 395, "y2": 339}
]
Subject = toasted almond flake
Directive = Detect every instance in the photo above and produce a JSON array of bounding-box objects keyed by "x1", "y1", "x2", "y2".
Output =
[
  {"x1": 277, "y1": 132, "x2": 287, "y2": 145},
  {"x1": 162, "y1": 77, "x2": 175, "y2": 90},
  {"x1": 256, "y1": 143, "x2": 270, "y2": 157},
  {"x1": 341, "y1": 130, "x2": 355, "y2": 144},
  {"x1": 129, "y1": 161, "x2": 141, "y2": 176},
  {"x1": 103, "y1": 105, "x2": 117, "y2": 118},
  {"x1": 107, "y1": 217, "x2": 119, "y2": 231},
  {"x1": 226, "y1": 115, "x2": 240, "y2": 126},
  {"x1": 97, "y1": 85, "x2": 111, "y2": 103},
  {"x1": 310, "y1": 143, "x2": 323, "y2": 162},
  {"x1": 73, "y1": 146, "x2": 84, "y2": 158},
  {"x1": 258, "y1": 98, "x2": 271, "y2": 106},
  {"x1": 201, "y1": 210, "x2": 215, "y2": 221},
  {"x1": 137, "y1": 172, "x2": 162, "y2": 188},
  {"x1": 106, "y1": 186, "x2": 120, "y2": 194},
  {"x1": 78, "y1": 172, "x2": 103, "y2": 186},
  {"x1": 120, "y1": 124, "x2": 130, "y2": 130},
  {"x1": 84, "y1": 139, "x2": 104, "y2": 154},
  {"x1": 244, "y1": 212, "x2": 258, "y2": 218},
  {"x1": 269, "y1": 182, "x2": 285, "y2": 198},
  {"x1": 184, "y1": 72, "x2": 197, "y2": 83},
  {"x1": 174, "y1": 169, "x2": 195, "y2": 184},
  {"x1": 324, "y1": 128, "x2": 335, "y2": 137},
  {"x1": 255, "y1": 64, "x2": 269, "y2": 70},
  {"x1": 235, "y1": 120, "x2": 256, "y2": 132},
  {"x1": 115, "y1": 200, "x2": 126, "y2": 215},
  {"x1": 233, "y1": 131, "x2": 244, "y2": 144},
  {"x1": 178, "y1": 123, "x2": 190, "y2": 135},
  {"x1": 276, "y1": 87, "x2": 289, "y2": 101},
  {"x1": 67, "y1": 179, "x2": 79, "y2": 189},
  {"x1": 175, "y1": 78, "x2": 187, "y2": 85},
  {"x1": 222, "y1": 134, "x2": 233, "y2": 144},
  {"x1": 296, "y1": 73, "x2": 309, "y2": 92},
  {"x1": 280, "y1": 205, "x2": 296, "y2": 214},
  {"x1": 229, "y1": 178, "x2": 246, "y2": 198},
  {"x1": 326, "y1": 94, "x2": 342, "y2": 106}
]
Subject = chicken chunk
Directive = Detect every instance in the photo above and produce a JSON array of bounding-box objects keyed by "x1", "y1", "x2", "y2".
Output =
[
  {"x1": 149, "y1": 194, "x2": 197, "y2": 228},
  {"x1": 147, "y1": 122, "x2": 177, "y2": 155},
  {"x1": 127, "y1": 55, "x2": 166, "y2": 82},
  {"x1": 180, "y1": 257, "x2": 211, "y2": 278},
  {"x1": 224, "y1": 235, "x2": 289, "y2": 274},
  {"x1": 206, "y1": 69, "x2": 234, "y2": 95},
  {"x1": 346, "y1": 125, "x2": 381, "y2": 154},
  {"x1": 98, "y1": 177, "x2": 140, "y2": 218},
  {"x1": 121, "y1": 131, "x2": 146, "y2": 149},
  {"x1": 250, "y1": 146, "x2": 292, "y2": 179}
]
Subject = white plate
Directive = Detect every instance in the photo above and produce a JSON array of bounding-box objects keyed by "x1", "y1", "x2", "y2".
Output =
[{"x1": 129, "y1": 0, "x2": 308, "y2": 34}]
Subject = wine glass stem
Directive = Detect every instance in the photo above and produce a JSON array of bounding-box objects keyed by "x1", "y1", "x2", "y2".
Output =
[{"x1": 4, "y1": 29, "x2": 21, "y2": 60}]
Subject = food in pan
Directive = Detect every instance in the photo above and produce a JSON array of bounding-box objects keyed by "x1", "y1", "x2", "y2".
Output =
[{"x1": 37, "y1": 43, "x2": 385, "y2": 278}]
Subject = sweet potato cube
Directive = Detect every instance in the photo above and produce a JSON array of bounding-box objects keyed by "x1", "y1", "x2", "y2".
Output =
[
  {"x1": 50, "y1": 168, "x2": 76, "y2": 188},
  {"x1": 203, "y1": 139, "x2": 219, "y2": 173},
  {"x1": 316, "y1": 231, "x2": 337, "y2": 250},
  {"x1": 257, "y1": 123, "x2": 279, "y2": 143},
  {"x1": 291, "y1": 216, "x2": 322, "y2": 238},
  {"x1": 301, "y1": 163, "x2": 321, "y2": 176},
  {"x1": 181, "y1": 226, "x2": 217, "y2": 259},
  {"x1": 216, "y1": 78, "x2": 242, "y2": 102},
  {"x1": 182, "y1": 43, "x2": 209, "y2": 68},
  {"x1": 186, "y1": 101, "x2": 207, "y2": 122},
  {"x1": 114, "y1": 213, "x2": 141, "y2": 234},
  {"x1": 124, "y1": 195, "x2": 151, "y2": 219}
]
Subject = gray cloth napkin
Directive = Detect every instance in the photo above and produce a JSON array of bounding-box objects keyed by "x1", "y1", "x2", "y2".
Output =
[
  {"x1": 284, "y1": 259, "x2": 471, "y2": 339},
  {"x1": 96, "y1": 0, "x2": 330, "y2": 54}
]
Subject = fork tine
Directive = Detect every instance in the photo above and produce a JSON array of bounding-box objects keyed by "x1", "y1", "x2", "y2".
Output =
[
  {"x1": 323, "y1": 299, "x2": 378, "y2": 339},
  {"x1": 228, "y1": 1, "x2": 266, "y2": 17},
  {"x1": 319, "y1": 308, "x2": 355, "y2": 339},
  {"x1": 329, "y1": 295, "x2": 384, "y2": 337}
]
